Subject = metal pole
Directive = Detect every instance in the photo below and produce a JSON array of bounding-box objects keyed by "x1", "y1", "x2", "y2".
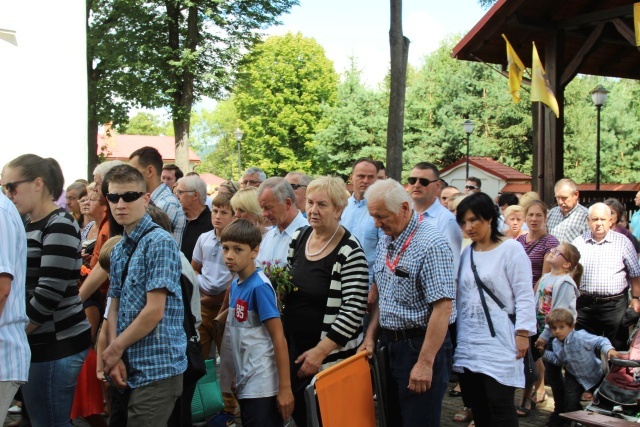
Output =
[
  {"x1": 237, "y1": 140, "x2": 242, "y2": 177},
  {"x1": 596, "y1": 105, "x2": 601, "y2": 191},
  {"x1": 466, "y1": 133, "x2": 470, "y2": 179}
]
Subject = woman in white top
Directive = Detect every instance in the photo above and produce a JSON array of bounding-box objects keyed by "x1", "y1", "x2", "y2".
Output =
[{"x1": 454, "y1": 192, "x2": 536, "y2": 427}]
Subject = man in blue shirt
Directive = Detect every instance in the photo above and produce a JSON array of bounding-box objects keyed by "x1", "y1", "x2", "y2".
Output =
[{"x1": 102, "y1": 165, "x2": 187, "y2": 426}]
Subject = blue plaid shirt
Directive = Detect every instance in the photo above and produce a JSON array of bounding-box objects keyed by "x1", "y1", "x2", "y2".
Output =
[
  {"x1": 542, "y1": 329, "x2": 613, "y2": 390},
  {"x1": 151, "y1": 183, "x2": 186, "y2": 247},
  {"x1": 108, "y1": 214, "x2": 187, "y2": 388},
  {"x1": 373, "y1": 212, "x2": 456, "y2": 330}
]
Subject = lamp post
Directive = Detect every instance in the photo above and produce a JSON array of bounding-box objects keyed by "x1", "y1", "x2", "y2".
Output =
[
  {"x1": 462, "y1": 119, "x2": 475, "y2": 179},
  {"x1": 590, "y1": 85, "x2": 609, "y2": 191},
  {"x1": 233, "y1": 127, "x2": 244, "y2": 177}
]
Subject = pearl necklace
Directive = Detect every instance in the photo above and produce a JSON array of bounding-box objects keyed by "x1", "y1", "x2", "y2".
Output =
[{"x1": 305, "y1": 224, "x2": 340, "y2": 257}]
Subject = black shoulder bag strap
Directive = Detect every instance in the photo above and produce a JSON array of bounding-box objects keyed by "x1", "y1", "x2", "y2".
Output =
[
  {"x1": 120, "y1": 225, "x2": 160, "y2": 285},
  {"x1": 470, "y1": 245, "x2": 516, "y2": 338},
  {"x1": 179, "y1": 273, "x2": 198, "y2": 342}
]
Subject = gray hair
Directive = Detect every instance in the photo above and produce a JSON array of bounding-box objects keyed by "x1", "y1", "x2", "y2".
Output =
[
  {"x1": 258, "y1": 177, "x2": 295, "y2": 204},
  {"x1": 177, "y1": 175, "x2": 207, "y2": 205},
  {"x1": 66, "y1": 181, "x2": 86, "y2": 193},
  {"x1": 555, "y1": 178, "x2": 578, "y2": 193},
  {"x1": 243, "y1": 167, "x2": 266, "y2": 183},
  {"x1": 364, "y1": 179, "x2": 411, "y2": 214},
  {"x1": 286, "y1": 171, "x2": 312, "y2": 187},
  {"x1": 588, "y1": 202, "x2": 611, "y2": 217},
  {"x1": 93, "y1": 160, "x2": 124, "y2": 180}
]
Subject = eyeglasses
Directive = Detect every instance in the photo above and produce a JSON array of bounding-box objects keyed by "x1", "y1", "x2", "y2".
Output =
[
  {"x1": 242, "y1": 179, "x2": 262, "y2": 187},
  {"x1": 550, "y1": 247, "x2": 569, "y2": 262},
  {"x1": 465, "y1": 185, "x2": 479, "y2": 190},
  {"x1": 106, "y1": 192, "x2": 145, "y2": 204},
  {"x1": 290, "y1": 184, "x2": 307, "y2": 190},
  {"x1": 65, "y1": 196, "x2": 78, "y2": 201},
  {"x1": 3, "y1": 179, "x2": 34, "y2": 194},
  {"x1": 175, "y1": 190, "x2": 196, "y2": 196},
  {"x1": 407, "y1": 177, "x2": 438, "y2": 187}
]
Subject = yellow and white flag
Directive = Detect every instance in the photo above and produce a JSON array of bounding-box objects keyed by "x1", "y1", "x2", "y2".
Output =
[
  {"x1": 502, "y1": 34, "x2": 525, "y2": 103},
  {"x1": 531, "y1": 42, "x2": 560, "y2": 118},
  {"x1": 634, "y1": 3, "x2": 640, "y2": 46}
]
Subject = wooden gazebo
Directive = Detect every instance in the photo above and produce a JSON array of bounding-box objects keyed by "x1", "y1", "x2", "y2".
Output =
[{"x1": 452, "y1": 0, "x2": 639, "y2": 204}]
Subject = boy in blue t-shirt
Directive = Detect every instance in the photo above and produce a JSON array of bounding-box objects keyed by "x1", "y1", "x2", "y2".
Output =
[{"x1": 220, "y1": 219, "x2": 294, "y2": 426}]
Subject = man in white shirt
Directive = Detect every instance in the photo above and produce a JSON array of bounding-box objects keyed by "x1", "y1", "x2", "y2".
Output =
[{"x1": 257, "y1": 177, "x2": 309, "y2": 267}]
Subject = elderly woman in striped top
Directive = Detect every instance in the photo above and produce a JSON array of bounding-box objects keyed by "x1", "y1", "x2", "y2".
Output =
[{"x1": 285, "y1": 176, "x2": 369, "y2": 427}]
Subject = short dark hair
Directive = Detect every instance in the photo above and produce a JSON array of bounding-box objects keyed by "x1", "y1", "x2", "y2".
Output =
[
  {"x1": 467, "y1": 176, "x2": 481, "y2": 188},
  {"x1": 498, "y1": 192, "x2": 519, "y2": 207},
  {"x1": 129, "y1": 146, "x2": 163, "y2": 178},
  {"x1": 603, "y1": 198, "x2": 625, "y2": 225},
  {"x1": 186, "y1": 171, "x2": 199, "y2": 177},
  {"x1": 212, "y1": 192, "x2": 234, "y2": 212},
  {"x1": 412, "y1": 162, "x2": 440, "y2": 179},
  {"x1": 351, "y1": 158, "x2": 379, "y2": 173},
  {"x1": 7, "y1": 154, "x2": 64, "y2": 200},
  {"x1": 220, "y1": 219, "x2": 262, "y2": 249},
  {"x1": 546, "y1": 308, "x2": 575, "y2": 328},
  {"x1": 162, "y1": 164, "x2": 183, "y2": 180},
  {"x1": 456, "y1": 192, "x2": 502, "y2": 243},
  {"x1": 107, "y1": 164, "x2": 146, "y2": 191},
  {"x1": 373, "y1": 160, "x2": 385, "y2": 171}
]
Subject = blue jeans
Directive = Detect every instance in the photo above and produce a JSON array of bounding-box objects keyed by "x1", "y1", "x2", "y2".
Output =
[
  {"x1": 22, "y1": 349, "x2": 88, "y2": 427},
  {"x1": 383, "y1": 330, "x2": 452, "y2": 427}
]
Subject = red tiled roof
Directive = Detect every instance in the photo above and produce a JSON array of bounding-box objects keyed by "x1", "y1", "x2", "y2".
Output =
[
  {"x1": 198, "y1": 173, "x2": 226, "y2": 187},
  {"x1": 501, "y1": 183, "x2": 640, "y2": 193},
  {"x1": 98, "y1": 133, "x2": 200, "y2": 162},
  {"x1": 441, "y1": 157, "x2": 531, "y2": 181}
]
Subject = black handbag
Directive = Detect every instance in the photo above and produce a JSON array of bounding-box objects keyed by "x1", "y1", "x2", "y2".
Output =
[
  {"x1": 179, "y1": 273, "x2": 207, "y2": 385},
  {"x1": 470, "y1": 247, "x2": 537, "y2": 383}
]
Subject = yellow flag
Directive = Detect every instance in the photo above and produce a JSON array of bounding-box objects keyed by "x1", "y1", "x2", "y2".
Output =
[
  {"x1": 635, "y1": 3, "x2": 640, "y2": 46},
  {"x1": 531, "y1": 42, "x2": 560, "y2": 118},
  {"x1": 502, "y1": 34, "x2": 525, "y2": 103}
]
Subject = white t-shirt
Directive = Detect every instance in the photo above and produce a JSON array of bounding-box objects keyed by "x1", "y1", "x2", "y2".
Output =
[{"x1": 453, "y1": 239, "x2": 536, "y2": 388}]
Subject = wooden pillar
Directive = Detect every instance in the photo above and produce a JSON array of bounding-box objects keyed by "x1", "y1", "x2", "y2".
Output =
[{"x1": 541, "y1": 30, "x2": 565, "y2": 206}]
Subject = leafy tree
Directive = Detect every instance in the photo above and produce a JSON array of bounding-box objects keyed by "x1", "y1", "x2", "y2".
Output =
[
  {"x1": 117, "y1": 112, "x2": 170, "y2": 136},
  {"x1": 314, "y1": 58, "x2": 388, "y2": 177},
  {"x1": 234, "y1": 32, "x2": 338, "y2": 176},
  {"x1": 87, "y1": 0, "x2": 297, "y2": 174}
]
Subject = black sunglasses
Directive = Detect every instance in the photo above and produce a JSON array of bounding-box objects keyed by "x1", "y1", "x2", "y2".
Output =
[
  {"x1": 3, "y1": 179, "x2": 34, "y2": 194},
  {"x1": 465, "y1": 185, "x2": 479, "y2": 190},
  {"x1": 408, "y1": 177, "x2": 438, "y2": 187},
  {"x1": 290, "y1": 184, "x2": 307, "y2": 190},
  {"x1": 106, "y1": 192, "x2": 145, "y2": 203}
]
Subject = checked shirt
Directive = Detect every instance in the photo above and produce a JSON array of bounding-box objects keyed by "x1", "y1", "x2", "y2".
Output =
[
  {"x1": 108, "y1": 214, "x2": 187, "y2": 388},
  {"x1": 547, "y1": 204, "x2": 589, "y2": 243},
  {"x1": 373, "y1": 212, "x2": 456, "y2": 330}
]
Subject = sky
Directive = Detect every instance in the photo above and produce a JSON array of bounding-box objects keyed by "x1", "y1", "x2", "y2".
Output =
[{"x1": 265, "y1": 0, "x2": 489, "y2": 86}]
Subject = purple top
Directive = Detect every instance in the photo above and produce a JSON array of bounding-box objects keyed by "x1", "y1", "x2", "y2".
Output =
[
  {"x1": 614, "y1": 225, "x2": 640, "y2": 253},
  {"x1": 516, "y1": 233, "x2": 560, "y2": 287}
]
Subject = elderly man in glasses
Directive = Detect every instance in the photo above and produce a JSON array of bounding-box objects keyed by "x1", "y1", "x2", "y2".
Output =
[
  {"x1": 240, "y1": 166, "x2": 266, "y2": 188},
  {"x1": 285, "y1": 171, "x2": 312, "y2": 218},
  {"x1": 175, "y1": 175, "x2": 213, "y2": 262}
]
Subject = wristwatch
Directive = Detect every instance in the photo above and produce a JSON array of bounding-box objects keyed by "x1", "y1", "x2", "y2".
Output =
[{"x1": 631, "y1": 296, "x2": 640, "y2": 300}]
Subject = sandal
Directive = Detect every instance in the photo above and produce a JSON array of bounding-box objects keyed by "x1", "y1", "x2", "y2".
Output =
[
  {"x1": 516, "y1": 398, "x2": 535, "y2": 417},
  {"x1": 453, "y1": 407, "x2": 472, "y2": 422},
  {"x1": 533, "y1": 391, "x2": 548, "y2": 406}
]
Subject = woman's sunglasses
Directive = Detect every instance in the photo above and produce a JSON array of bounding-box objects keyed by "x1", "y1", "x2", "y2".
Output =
[
  {"x1": 3, "y1": 179, "x2": 34, "y2": 194},
  {"x1": 106, "y1": 192, "x2": 145, "y2": 204}
]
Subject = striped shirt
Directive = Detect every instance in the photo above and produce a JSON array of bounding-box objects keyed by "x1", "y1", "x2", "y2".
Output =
[
  {"x1": 151, "y1": 183, "x2": 186, "y2": 247},
  {"x1": 25, "y1": 209, "x2": 91, "y2": 362},
  {"x1": 0, "y1": 194, "x2": 30, "y2": 381},
  {"x1": 108, "y1": 214, "x2": 187, "y2": 388},
  {"x1": 572, "y1": 230, "x2": 640, "y2": 296},
  {"x1": 287, "y1": 227, "x2": 369, "y2": 370},
  {"x1": 547, "y1": 204, "x2": 589, "y2": 243},
  {"x1": 374, "y1": 213, "x2": 456, "y2": 330},
  {"x1": 516, "y1": 233, "x2": 559, "y2": 287}
]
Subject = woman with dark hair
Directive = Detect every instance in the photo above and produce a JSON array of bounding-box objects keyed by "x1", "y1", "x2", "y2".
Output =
[
  {"x1": 603, "y1": 198, "x2": 640, "y2": 253},
  {"x1": 453, "y1": 192, "x2": 536, "y2": 427},
  {"x1": 3, "y1": 154, "x2": 91, "y2": 427}
]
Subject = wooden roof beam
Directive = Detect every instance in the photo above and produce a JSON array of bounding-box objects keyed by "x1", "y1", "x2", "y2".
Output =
[
  {"x1": 559, "y1": 5, "x2": 633, "y2": 29},
  {"x1": 561, "y1": 22, "x2": 605, "y2": 86}
]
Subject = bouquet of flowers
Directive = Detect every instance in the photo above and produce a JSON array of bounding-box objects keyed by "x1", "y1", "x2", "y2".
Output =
[{"x1": 260, "y1": 260, "x2": 296, "y2": 311}]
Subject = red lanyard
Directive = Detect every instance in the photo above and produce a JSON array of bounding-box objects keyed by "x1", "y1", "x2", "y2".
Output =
[{"x1": 385, "y1": 227, "x2": 418, "y2": 273}]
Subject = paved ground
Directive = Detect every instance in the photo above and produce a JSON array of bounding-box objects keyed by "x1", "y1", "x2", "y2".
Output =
[{"x1": 4, "y1": 385, "x2": 556, "y2": 426}]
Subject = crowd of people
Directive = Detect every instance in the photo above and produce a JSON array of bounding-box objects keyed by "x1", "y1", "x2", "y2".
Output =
[{"x1": 1, "y1": 148, "x2": 640, "y2": 427}]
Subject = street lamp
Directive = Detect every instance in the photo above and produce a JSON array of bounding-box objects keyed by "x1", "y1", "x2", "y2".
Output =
[
  {"x1": 590, "y1": 85, "x2": 609, "y2": 191},
  {"x1": 462, "y1": 119, "x2": 475, "y2": 179},
  {"x1": 233, "y1": 127, "x2": 244, "y2": 177}
]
